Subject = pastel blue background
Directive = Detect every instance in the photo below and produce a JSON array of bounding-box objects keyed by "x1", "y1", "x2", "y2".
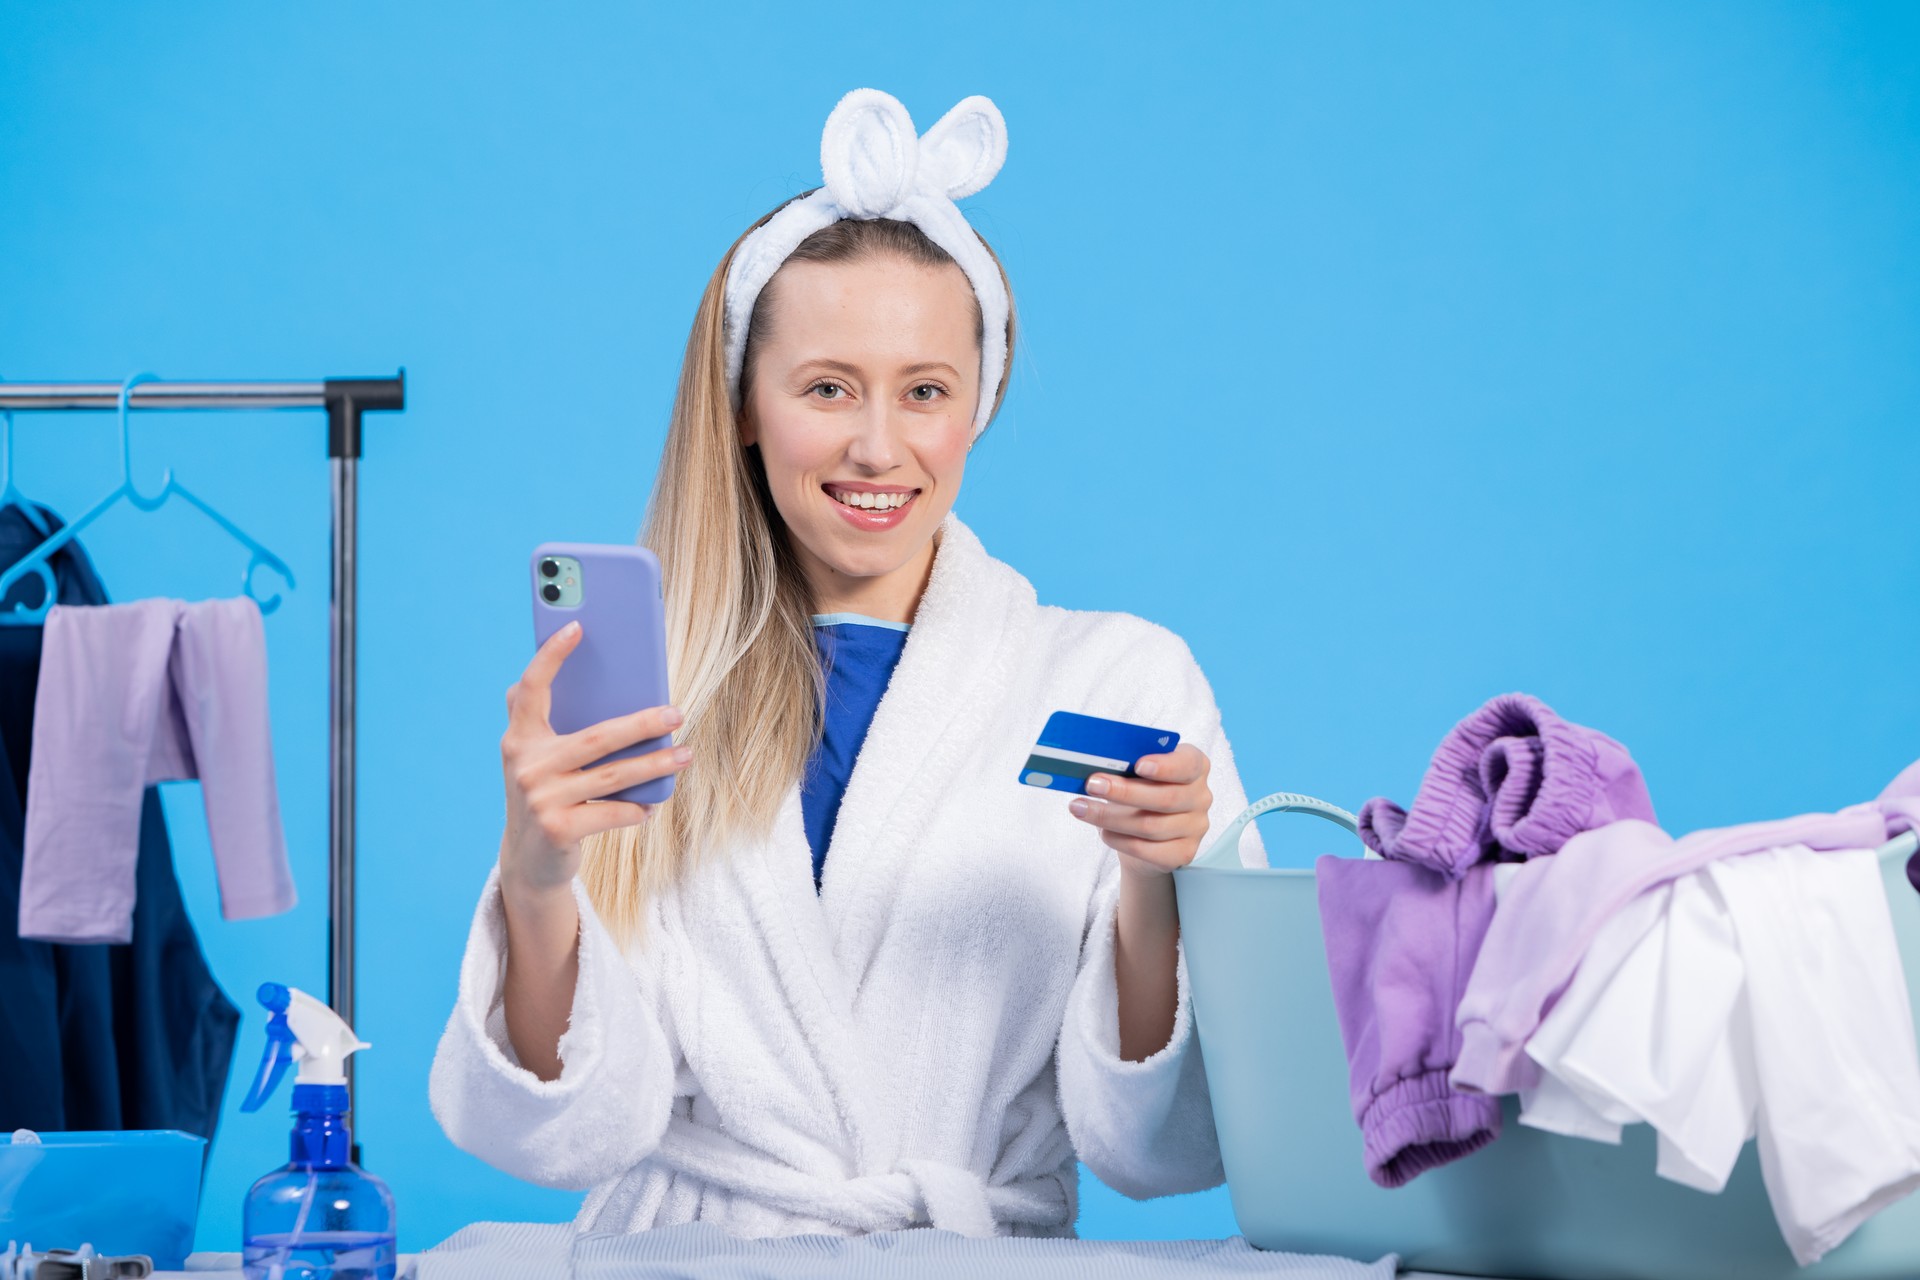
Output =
[{"x1": 4, "y1": 0, "x2": 1917, "y2": 1255}]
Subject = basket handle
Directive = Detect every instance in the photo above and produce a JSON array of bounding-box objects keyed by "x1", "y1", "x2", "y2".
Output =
[{"x1": 1190, "y1": 790, "x2": 1363, "y2": 869}]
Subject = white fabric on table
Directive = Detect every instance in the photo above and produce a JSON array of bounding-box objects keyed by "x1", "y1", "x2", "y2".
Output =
[
  {"x1": 152, "y1": 1225, "x2": 1403, "y2": 1280},
  {"x1": 406, "y1": 1221, "x2": 1398, "y2": 1280}
]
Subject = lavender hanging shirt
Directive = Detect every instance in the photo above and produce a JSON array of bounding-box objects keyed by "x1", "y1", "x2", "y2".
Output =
[{"x1": 19, "y1": 597, "x2": 295, "y2": 944}]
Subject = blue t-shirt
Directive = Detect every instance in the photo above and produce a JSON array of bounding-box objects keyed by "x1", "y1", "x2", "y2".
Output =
[{"x1": 800, "y1": 613, "x2": 911, "y2": 890}]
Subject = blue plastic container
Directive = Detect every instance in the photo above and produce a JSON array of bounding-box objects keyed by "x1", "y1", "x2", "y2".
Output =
[
  {"x1": 1173, "y1": 794, "x2": 1920, "y2": 1280},
  {"x1": 0, "y1": 1130, "x2": 205, "y2": 1269}
]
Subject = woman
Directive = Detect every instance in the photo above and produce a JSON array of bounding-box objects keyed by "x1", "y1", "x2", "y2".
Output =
[{"x1": 429, "y1": 89, "x2": 1266, "y2": 1238}]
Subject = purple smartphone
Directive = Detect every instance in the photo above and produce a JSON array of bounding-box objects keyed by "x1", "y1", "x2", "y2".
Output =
[{"x1": 530, "y1": 542, "x2": 675, "y2": 805}]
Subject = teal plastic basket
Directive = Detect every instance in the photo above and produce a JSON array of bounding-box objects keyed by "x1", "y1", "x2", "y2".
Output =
[
  {"x1": 0, "y1": 1130, "x2": 206, "y2": 1269},
  {"x1": 1172, "y1": 793, "x2": 1920, "y2": 1280}
]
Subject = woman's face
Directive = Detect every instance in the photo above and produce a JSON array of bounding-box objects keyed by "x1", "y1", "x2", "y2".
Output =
[{"x1": 742, "y1": 253, "x2": 979, "y2": 606}]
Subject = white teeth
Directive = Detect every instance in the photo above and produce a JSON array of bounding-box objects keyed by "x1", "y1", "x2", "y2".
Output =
[{"x1": 830, "y1": 489, "x2": 911, "y2": 511}]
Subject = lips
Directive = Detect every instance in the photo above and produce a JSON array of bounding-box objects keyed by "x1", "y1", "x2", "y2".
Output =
[{"x1": 822, "y1": 483, "x2": 920, "y2": 531}]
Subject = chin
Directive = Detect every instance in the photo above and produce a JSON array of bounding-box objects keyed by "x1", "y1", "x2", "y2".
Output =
[
  {"x1": 821, "y1": 539, "x2": 918, "y2": 580},
  {"x1": 817, "y1": 516, "x2": 935, "y2": 576}
]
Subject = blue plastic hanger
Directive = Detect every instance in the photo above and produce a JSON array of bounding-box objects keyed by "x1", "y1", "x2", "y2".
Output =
[
  {"x1": 1, "y1": 368, "x2": 57, "y2": 538},
  {"x1": 0, "y1": 389, "x2": 58, "y2": 613},
  {"x1": 1, "y1": 405, "x2": 56, "y2": 539},
  {"x1": 0, "y1": 373, "x2": 296, "y2": 625}
]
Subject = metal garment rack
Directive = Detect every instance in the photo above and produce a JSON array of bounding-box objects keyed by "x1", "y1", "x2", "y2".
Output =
[{"x1": 0, "y1": 374, "x2": 406, "y2": 1116}]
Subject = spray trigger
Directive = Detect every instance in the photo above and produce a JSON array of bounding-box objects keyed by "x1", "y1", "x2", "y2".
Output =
[
  {"x1": 241, "y1": 983, "x2": 298, "y2": 1113},
  {"x1": 239, "y1": 981, "x2": 367, "y2": 1114}
]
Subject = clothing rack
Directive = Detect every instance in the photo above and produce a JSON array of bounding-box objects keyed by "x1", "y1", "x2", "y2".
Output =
[{"x1": 0, "y1": 374, "x2": 405, "y2": 1118}]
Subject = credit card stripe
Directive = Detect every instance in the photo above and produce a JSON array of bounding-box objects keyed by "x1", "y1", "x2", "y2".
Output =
[
  {"x1": 1024, "y1": 753, "x2": 1123, "y2": 782},
  {"x1": 1028, "y1": 755, "x2": 1096, "y2": 781},
  {"x1": 1027, "y1": 745, "x2": 1130, "y2": 770}
]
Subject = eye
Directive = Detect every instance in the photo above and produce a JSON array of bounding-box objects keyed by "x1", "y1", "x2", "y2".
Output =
[
  {"x1": 808, "y1": 381, "x2": 847, "y2": 401},
  {"x1": 907, "y1": 383, "x2": 946, "y2": 403}
]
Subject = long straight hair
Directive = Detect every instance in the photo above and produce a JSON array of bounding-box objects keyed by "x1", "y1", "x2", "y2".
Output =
[{"x1": 580, "y1": 197, "x2": 1016, "y2": 945}]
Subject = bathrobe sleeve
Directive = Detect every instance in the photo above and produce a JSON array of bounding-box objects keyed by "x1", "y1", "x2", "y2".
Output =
[
  {"x1": 428, "y1": 865, "x2": 677, "y2": 1191},
  {"x1": 1055, "y1": 626, "x2": 1264, "y2": 1198}
]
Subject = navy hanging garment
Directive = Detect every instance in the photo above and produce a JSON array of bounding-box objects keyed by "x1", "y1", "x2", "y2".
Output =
[{"x1": 0, "y1": 500, "x2": 239, "y2": 1139}]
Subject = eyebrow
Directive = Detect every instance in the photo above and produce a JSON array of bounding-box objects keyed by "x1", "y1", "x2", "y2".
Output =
[{"x1": 793, "y1": 358, "x2": 962, "y2": 379}]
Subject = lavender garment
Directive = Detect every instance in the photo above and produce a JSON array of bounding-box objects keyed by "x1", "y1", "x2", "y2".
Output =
[
  {"x1": 1452, "y1": 760, "x2": 1920, "y2": 1099},
  {"x1": 20, "y1": 598, "x2": 296, "y2": 944},
  {"x1": 1889, "y1": 758, "x2": 1920, "y2": 896},
  {"x1": 1316, "y1": 855, "x2": 1502, "y2": 1188},
  {"x1": 1318, "y1": 692, "x2": 1651, "y2": 1187},
  {"x1": 1357, "y1": 693, "x2": 1657, "y2": 879}
]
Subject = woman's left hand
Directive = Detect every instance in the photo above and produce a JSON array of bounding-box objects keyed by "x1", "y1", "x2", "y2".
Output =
[{"x1": 1070, "y1": 744, "x2": 1213, "y2": 875}]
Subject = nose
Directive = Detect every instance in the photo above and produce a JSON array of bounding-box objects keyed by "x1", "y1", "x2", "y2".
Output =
[{"x1": 843, "y1": 402, "x2": 904, "y2": 473}]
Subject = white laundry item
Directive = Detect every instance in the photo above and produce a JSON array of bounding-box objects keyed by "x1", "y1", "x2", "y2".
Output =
[
  {"x1": 1516, "y1": 880, "x2": 1674, "y2": 1147},
  {"x1": 1527, "y1": 870, "x2": 1753, "y2": 1193},
  {"x1": 428, "y1": 512, "x2": 1266, "y2": 1238},
  {"x1": 1708, "y1": 844, "x2": 1920, "y2": 1265},
  {"x1": 1489, "y1": 863, "x2": 1522, "y2": 900},
  {"x1": 1515, "y1": 1069, "x2": 1628, "y2": 1144},
  {"x1": 1499, "y1": 860, "x2": 1638, "y2": 1144},
  {"x1": 1519, "y1": 842, "x2": 1920, "y2": 1266}
]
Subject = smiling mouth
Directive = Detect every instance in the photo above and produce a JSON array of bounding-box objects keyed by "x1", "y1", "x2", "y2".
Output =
[{"x1": 822, "y1": 484, "x2": 919, "y2": 512}]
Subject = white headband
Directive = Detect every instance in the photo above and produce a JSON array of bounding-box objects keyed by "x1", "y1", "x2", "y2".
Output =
[{"x1": 723, "y1": 88, "x2": 1011, "y2": 441}]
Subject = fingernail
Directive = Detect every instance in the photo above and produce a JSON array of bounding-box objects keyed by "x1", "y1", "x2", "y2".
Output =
[
  {"x1": 1135, "y1": 759, "x2": 1156, "y2": 779},
  {"x1": 563, "y1": 620, "x2": 581, "y2": 636},
  {"x1": 673, "y1": 746, "x2": 693, "y2": 765},
  {"x1": 662, "y1": 706, "x2": 684, "y2": 728},
  {"x1": 1086, "y1": 776, "x2": 1110, "y2": 797},
  {"x1": 1070, "y1": 798, "x2": 1090, "y2": 818}
]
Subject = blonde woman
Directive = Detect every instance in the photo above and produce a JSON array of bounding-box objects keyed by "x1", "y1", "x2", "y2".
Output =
[{"x1": 430, "y1": 90, "x2": 1266, "y2": 1238}]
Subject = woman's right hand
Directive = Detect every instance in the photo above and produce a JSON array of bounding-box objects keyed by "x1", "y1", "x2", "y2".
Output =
[
  {"x1": 496, "y1": 619, "x2": 689, "y2": 1080},
  {"x1": 498, "y1": 619, "x2": 691, "y2": 903}
]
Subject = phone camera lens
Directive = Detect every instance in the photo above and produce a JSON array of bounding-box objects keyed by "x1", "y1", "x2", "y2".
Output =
[
  {"x1": 541, "y1": 583, "x2": 562, "y2": 603},
  {"x1": 540, "y1": 559, "x2": 561, "y2": 579}
]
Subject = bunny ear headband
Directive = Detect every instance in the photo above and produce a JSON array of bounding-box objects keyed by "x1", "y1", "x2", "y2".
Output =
[{"x1": 723, "y1": 88, "x2": 1011, "y2": 440}]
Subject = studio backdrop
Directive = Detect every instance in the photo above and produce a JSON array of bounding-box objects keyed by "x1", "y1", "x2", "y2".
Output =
[{"x1": 2, "y1": 0, "x2": 1916, "y2": 1251}]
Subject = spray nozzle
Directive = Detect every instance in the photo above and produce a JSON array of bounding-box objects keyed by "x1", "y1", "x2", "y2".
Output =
[{"x1": 239, "y1": 983, "x2": 370, "y2": 1113}]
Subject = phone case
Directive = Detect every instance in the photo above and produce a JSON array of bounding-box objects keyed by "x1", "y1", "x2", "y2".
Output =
[{"x1": 530, "y1": 542, "x2": 676, "y2": 805}]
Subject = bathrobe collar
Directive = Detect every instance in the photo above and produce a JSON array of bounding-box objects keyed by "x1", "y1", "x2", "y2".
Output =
[{"x1": 700, "y1": 511, "x2": 1036, "y2": 1172}]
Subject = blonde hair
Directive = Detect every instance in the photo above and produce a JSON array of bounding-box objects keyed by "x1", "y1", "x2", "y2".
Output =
[{"x1": 581, "y1": 196, "x2": 1016, "y2": 944}]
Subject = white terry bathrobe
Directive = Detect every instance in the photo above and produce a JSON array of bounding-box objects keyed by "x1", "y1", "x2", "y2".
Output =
[{"x1": 429, "y1": 513, "x2": 1268, "y2": 1237}]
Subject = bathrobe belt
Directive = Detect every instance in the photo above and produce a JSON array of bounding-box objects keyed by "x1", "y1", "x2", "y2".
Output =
[{"x1": 655, "y1": 1118, "x2": 1073, "y2": 1237}]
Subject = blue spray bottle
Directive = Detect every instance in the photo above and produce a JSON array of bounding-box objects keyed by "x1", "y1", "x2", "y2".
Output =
[{"x1": 239, "y1": 983, "x2": 396, "y2": 1280}]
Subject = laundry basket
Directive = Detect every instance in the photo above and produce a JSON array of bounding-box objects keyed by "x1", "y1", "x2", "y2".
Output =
[{"x1": 1171, "y1": 793, "x2": 1920, "y2": 1280}]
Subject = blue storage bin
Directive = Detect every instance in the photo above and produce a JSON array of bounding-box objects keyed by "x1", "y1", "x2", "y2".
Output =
[
  {"x1": 1173, "y1": 794, "x2": 1920, "y2": 1280},
  {"x1": 0, "y1": 1130, "x2": 206, "y2": 1269}
]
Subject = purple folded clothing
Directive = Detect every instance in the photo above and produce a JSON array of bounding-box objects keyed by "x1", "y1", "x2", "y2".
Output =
[
  {"x1": 1317, "y1": 856, "x2": 1502, "y2": 1188},
  {"x1": 1357, "y1": 692, "x2": 1657, "y2": 879},
  {"x1": 1317, "y1": 691, "x2": 1655, "y2": 1188}
]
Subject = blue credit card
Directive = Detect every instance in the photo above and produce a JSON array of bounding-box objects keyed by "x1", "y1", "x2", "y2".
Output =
[{"x1": 1018, "y1": 711, "x2": 1181, "y2": 795}]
